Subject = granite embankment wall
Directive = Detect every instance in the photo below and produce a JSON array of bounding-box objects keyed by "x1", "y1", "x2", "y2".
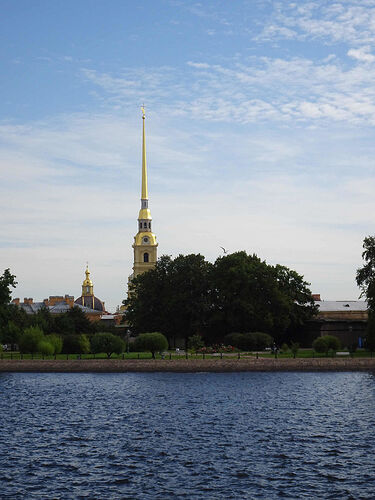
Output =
[{"x1": 1, "y1": 358, "x2": 375, "y2": 372}]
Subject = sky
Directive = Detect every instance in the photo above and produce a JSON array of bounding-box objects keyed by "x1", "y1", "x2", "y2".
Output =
[{"x1": 1, "y1": 0, "x2": 375, "y2": 312}]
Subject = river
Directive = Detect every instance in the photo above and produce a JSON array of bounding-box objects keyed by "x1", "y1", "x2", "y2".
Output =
[{"x1": 1, "y1": 372, "x2": 374, "y2": 499}]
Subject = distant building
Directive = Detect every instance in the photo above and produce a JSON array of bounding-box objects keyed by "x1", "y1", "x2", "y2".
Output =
[
  {"x1": 11, "y1": 266, "x2": 107, "y2": 322},
  {"x1": 74, "y1": 266, "x2": 106, "y2": 312},
  {"x1": 12, "y1": 294, "x2": 102, "y2": 322},
  {"x1": 307, "y1": 295, "x2": 368, "y2": 347}
]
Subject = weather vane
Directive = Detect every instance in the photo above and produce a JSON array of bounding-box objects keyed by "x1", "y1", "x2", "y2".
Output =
[{"x1": 141, "y1": 104, "x2": 146, "y2": 118}]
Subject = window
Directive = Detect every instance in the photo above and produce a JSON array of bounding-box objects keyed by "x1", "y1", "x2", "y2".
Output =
[
  {"x1": 144, "y1": 222, "x2": 147, "y2": 228},
  {"x1": 139, "y1": 223, "x2": 142, "y2": 229},
  {"x1": 148, "y1": 222, "x2": 151, "y2": 228},
  {"x1": 143, "y1": 252, "x2": 149, "y2": 263}
]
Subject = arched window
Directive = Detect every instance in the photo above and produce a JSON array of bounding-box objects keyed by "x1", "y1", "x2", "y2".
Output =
[
  {"x1": 148, "y1": 222, "x2": 151, "y2": 228},
  {"x1": 143, "y1": 252, "x2": 149, "y2": 263},
  {"x1": 144, "y1": 222, "x2": 147, "y2": 228}
]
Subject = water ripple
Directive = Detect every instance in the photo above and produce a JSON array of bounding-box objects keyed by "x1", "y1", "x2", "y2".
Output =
[{"x1": 1, "y1": 372, "x2": 375, "y2": 499}]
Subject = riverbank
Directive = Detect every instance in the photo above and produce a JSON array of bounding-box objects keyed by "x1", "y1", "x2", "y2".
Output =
[{"x1": 1, "y1": 357, "x2": 375, "y2": 372}]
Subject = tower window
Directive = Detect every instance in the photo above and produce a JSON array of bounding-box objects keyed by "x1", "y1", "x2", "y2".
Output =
[
  {"x1": 148, "y1": 222, "x2": 151, "y2": 228},
  {"x1": 144, "y1": 222, "x2": 147, "y2": 228},
  {"x1": 139, "y1": 223, "x2": 142, "y2": 229},
  {"x1": 143, "y1": 252, "x2": 149, "y2": 263}
]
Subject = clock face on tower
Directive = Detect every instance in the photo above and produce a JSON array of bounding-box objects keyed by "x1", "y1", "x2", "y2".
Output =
[{"x1": 142, "y1": 236, "x2": 149, "y2": 244}]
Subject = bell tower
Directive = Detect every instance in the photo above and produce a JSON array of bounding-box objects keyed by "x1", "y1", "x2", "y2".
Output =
[{"x1": 132, "y1": 107, "x2": 158, "y2": 278}]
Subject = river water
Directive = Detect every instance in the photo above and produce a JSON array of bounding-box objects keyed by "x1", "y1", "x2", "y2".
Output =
[{"x1": 0, "y1": 372, "x2": 375, "y2": 499}]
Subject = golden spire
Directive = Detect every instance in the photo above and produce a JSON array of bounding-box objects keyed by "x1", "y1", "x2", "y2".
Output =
[{"x1": 141, "y1": 106, "x2": 148, "y2": 200}]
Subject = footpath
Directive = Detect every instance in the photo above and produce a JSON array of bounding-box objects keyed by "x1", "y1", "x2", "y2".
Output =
[{"x1": 1, "y1": 357, "x2": 375, "y2": 372}]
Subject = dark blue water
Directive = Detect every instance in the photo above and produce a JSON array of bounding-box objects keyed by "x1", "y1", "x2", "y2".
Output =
[{"x1": 1, "y1": 372, "x2": 375, "y2": 499}]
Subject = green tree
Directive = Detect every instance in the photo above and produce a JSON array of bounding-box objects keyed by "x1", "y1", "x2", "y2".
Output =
[
  {"x1": 46, "y1": 334, "x2": 63, "y2": 355},
  {"x1": 1, "y1": 321, "x2": 22, "y2": 347},
  {"x1": 356, "y1": 236, "x2": 375, "y2": 309},
  {"x1": 32, "y1": 306, "x2": 56, "y2": 334},
  {"x1": 62, "y1": 334, "x2": 90, "y2": 354},
  {"x1": 126, "y1": 254, "x2": 212, "y2": 348},
  {"x1": 312, "y1": 335, "x2": 340, "y2": 355},
  {"x1": 0, "y1": 269, "x2": 17, "y2": 306},
  {"x1": 134, "y1": 332, "x2": 168, "y2": 359},
  {"x1": 0, "y1": 269, "x2": 18, "y2": 336},
  {"x1": 210, "y1": 252, "x2": 317, "y2": 342},
  {"x1": 19, "y1": 326, "x2": 44, "y2": 354},
  {"x1": 91, "y1": 332, "x2": 125, "y2": 358}
]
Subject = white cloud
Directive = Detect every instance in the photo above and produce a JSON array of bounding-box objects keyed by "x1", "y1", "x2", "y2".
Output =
[{"x1": 347, "y1": 46, "x2": 375, "y2": 62}]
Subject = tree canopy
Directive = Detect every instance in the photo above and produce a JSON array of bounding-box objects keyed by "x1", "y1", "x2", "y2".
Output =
[{"x1": 125, "y1": 251, "x2": 317, "y2": 345}]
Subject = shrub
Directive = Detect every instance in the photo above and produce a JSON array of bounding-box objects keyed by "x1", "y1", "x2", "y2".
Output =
[
  {"x1": 323, "y1": 335, "x2": 340, "y2": 351},
  {"x1": 37, "y1": 340, "x2": 54, "y2": 356},
  {"x1": 134, "y1": 332, "x2": 168, "y2": 359},
  {"x1": 224, "y1": 333, "x2": 244, "y2": 348},
  {"x1": 312, "y1": 335, "x2": 340, "y2": 354},
  {"x1": 188, "y1": 334, "x2": 204, "y2": 353},
  {"x1": 290, "y1": 342, "x2": 300, "y2": 358},
  {"x1": 281, "y1": 343, "x2": 289, "y2": 353},
  {"x1": 312, "y1": 336, "x2": 328, "y2": 353},
  {"x1": 46, "y1": 334, "x2": 63, "y2": 355},
  {"x1": 91, "y1": 332, "x2": 125, "y2": 358},
  {"x1": 19, "y1": 326, "x2": 44, "y2": 354},
  {"x1": 224, "y1": 332, "x2": 273, "y2": 351}
]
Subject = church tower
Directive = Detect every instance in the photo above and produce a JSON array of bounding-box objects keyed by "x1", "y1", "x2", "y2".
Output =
[
  {"x1": 75, "y1": 265, "x2": 105, "y2": 311},
  {"x1": 132, "y1": 107, "x2": 158, "y2": 278}
]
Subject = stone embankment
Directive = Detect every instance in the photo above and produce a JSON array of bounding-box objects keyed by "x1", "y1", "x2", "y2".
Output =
[{"x1": 1, "y1": 357, "x2": 375, "y2": 372}]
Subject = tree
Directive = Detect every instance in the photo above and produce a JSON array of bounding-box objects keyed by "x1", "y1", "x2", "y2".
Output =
[
  {"x1": 19, "y1": 326, "x2": 44, "y2": 354},
  {"x1": 0, "y1": 269, "x2": 18, "y2": 336},
  {"x1": 0, "y1": 269, "x2": 17, "y2": 307},
  {"x1": 62, "y1": 334, "x2": 90, "y2": 354},
  {"x1": 126, "y1": 254, "x2": 212, "y2": 347},
  {"x1": 134, "y1": 332, "x2": 168, "y2": 359},
  {"x1": 210, "y1": 252, "x2": 317, "y2": 342},
  {"x1": 356, "y1": 236, "x2": 375, "y2": 310},
  {"x1": 91, "y1": 332, "x2": 125, "y2": 358}
]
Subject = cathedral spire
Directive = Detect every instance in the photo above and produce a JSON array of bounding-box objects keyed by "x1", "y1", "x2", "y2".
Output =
[
  {"x1": 141, "y1": 106, "x2": 148, "y2": 201},
  {"x1": 131, "y1": 107, "x2": 158, "y2": 279}
]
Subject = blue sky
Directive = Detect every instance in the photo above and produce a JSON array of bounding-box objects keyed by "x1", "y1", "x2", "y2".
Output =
[{"x1": 1, "y1": 0, "x2": 375, "y2": 311}]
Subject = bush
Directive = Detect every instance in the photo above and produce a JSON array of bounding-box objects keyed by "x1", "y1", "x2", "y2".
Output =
[
  {"x1": 312, "y1": 335, "x2": 340, "y2": 354},
  {"x1": 281, "y1": 343, "x2": 289, "y2": 353},
  {"x1": 91, "y1": 332, "x2": 125, "y2": 358},
  {"x1": 46, "y1": 334, "x2": 63, "y2": 355},
  {"x1": 290, "y1": 342, "x2": 299, "y2": 358},
  {"x1": 134, "y1": 332, "x2": 168, "y2": 359},
  {"x1": 224, "y1": 333, "x2": 244, "y2": 348},
  {"x1": 19, "y1": 326, "x2": 44, "y2": 354},
  {"x1": 224, "y1": 332, "x2": 273, "y2": 351},
  {"x1": 312, "y1": 336, "x2": 328, "y2": 353},
  {"x1": 323, "y1": 335, "x2": 341, "y2": 352},
  {"x1": 62, "y1": 334, "x2": 90, "y2": 354},
  {"x1": 188, "y1": 334, "x2": 204, "y2": 353},
  {"x1": 37, "y1": 340, "x2": 54, "y2": 356}
]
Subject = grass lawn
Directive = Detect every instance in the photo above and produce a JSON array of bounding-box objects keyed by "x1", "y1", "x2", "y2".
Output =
[{"x1": 0, "y1": 349, "x2": 373, "y2": 360}]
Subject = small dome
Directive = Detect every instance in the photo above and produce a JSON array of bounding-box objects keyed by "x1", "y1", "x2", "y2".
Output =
[{"x1": 75, "y1": 295, "x2": 105, "y2": 312}]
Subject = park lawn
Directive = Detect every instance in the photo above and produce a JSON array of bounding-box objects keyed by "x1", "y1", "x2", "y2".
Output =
[{"x1": 0, "y1": 349, "x2": 373, "y2": 360}]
